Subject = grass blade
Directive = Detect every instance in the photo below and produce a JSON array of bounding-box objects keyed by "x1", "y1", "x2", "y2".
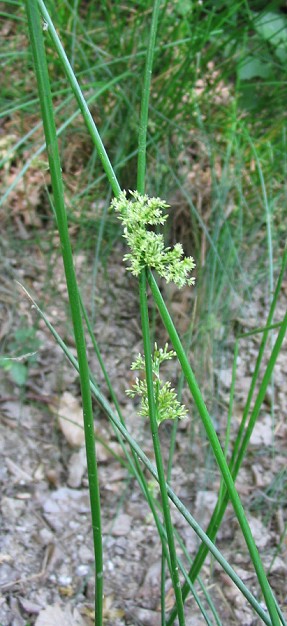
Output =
[
  {"x1": 187, "y1": 246, "x2": 287, "y2": 601},
  {"x1": 147, "y1": 269, "x2": 281, "y2": 626},
  {"x1": 136, "y1": 0, "x2": 185, "y2": 620},
  {"x1": 24, "y1": 3, "x2": 103, "y2": 622},
  {"x1": 37, "y1": 0, "x2": 121, "y2": 196}
]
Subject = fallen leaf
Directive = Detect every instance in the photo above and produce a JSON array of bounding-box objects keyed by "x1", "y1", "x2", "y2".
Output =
[
  {"x1": 18, "y1": 597, "x2": 43, "y2": 614},
  {"x1": 248, "y1": 516, "x2": 270, "y2": 549},
  {"x1": 35, "y1": 604, "x2": 87, "y2": 626},
  {"x1": 195, "y1": 490, "x2": 218, "y2": 528}
]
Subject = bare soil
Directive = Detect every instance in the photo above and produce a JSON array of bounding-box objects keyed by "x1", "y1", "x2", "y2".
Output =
[{"x1": 1, "y1": 226, "x2": 287, "y2": 626}]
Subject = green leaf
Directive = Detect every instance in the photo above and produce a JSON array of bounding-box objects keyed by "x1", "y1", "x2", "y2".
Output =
[
  {"x1": 10, "y1": 362, "x2": 28, "y2": 386},
  {"x1": 0, "y1": 357, "x2": 12, "y2": 372},
  {"x1": 176, "y1": 0, "x2": 192, "y2": 17},
  {"x1": 238, "y1": 55, "x2": 271, "y2": 80},
  {"x1": 254, "y1": 11, "x2": 287, "y2": 61}
]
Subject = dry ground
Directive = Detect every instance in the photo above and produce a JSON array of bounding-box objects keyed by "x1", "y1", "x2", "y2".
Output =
[{"x1": 0, "y1": 227, "x2": 287, "y2": 625}]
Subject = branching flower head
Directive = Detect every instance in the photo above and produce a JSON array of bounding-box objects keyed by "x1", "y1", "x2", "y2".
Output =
[
  {"x1": 110, "y1": 190, "x2": 195, "y2": 288},
  {"x1": 126, "y1": 343, "x2": 188, "y2": 425}
]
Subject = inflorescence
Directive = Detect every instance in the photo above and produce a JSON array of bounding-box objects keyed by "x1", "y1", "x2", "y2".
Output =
[
  {"x1": 111, "y1": 190, "x2": 195, "y2": 288},
  {"x1": 126, "y1": 343, "x2": 188, "y2": 425}
]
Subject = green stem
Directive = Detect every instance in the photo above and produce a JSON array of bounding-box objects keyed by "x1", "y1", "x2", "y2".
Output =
[
  {"x1": 231, "y1": 245, "x2": 287, "y2": 475},
  {"x1": 37, "y1": 0, "x2": 121, "y2": 197},
  {"x1": 80, "y1": 292, "x2": 176, "y2": 587},
  {"x1": 139, "y1": 271, "x2": 185, "y2": 625},
  {"x1": 136, "y1": 1, "x2": 184, "y2": 619},
  {"x1": 218, "y1": 339, "x2": 238, "y2": 507},
  {"x1": 81, "y1": 292, "x2": 222, "y2": 618},
  {"x1": 184, "y1": 246, "x2": 287, "y2": 610},
  {"x1": 24, "y1": 4, "x2": 103, "y2": 623},
  {"x1": 147, "y1": 270, "x2": 280, "y2": 626},
  {"x1": 19, "y1": 282, "x2": 276, "y2": 626},
  {"x1": 137, "y1": 0, "x2": 161, "y2": 193}
]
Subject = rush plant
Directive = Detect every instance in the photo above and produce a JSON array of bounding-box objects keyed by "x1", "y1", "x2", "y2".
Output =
[{"x1": 23, "y1": 0, "x2": 287, "y2": 624}]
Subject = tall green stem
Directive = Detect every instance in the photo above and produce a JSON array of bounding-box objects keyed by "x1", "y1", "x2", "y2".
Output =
[
  {"x1": 37, "y1": 0, "x2": 121, "y2": 197},
  {"x1": 136, "y1": 2, "x2": 185, "y2": 621},
  {"x1": 172, "y1": 246, "x2": 287, "y2": 622},
  {"x1": 147, "y1": 270, "x2": 280, "y2": 626},
  {"x1": 137, "y1": 0, "x2": 161, "y2": 193},
  {"x1": 230, "y1": 246, "x2": 287, "y2": 474},
  {"x1": 20, "y1": 282, "x2": 277, "y2": 626},
  {"x1": 139, "y1": 271, "x2": 185, "y2": 625},
  {"x1": 24, "y1": 3, "x2": 103, "y2": 623}
]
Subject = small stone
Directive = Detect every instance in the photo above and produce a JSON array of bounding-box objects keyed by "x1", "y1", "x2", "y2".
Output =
[
  {"x1": 1, "y1": 497, "x2": 25, "y2": 522},
  {"x1": 131, "y1": 607, "x2": 160, "y2": 626},
  {"x1": 58, "y1": 574, "x2": 72, "y2": 586},
  {"x1": 76, "y1": 564, "x2": 89, "y2": 577},
  {"x1": 111, "y1": 513, "x2": 131, "y2": 536},
  {"x1": 38, "y1": 528, "x2": 54, "y2": 546},
  {"x1": 67, "y1": 447, "x2": 86, "y2": 488},
  {"x1": 78, "y1": 544, "x2": 92, "y2": 563}
]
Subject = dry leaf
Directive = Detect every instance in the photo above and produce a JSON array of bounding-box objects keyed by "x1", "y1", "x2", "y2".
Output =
[
  {"x1": 35, "y1": 604, "x2": 87, "y2": 626},
  {"x1": 57, "y1": 391, "x2": 85, "y2": 447},
  {"x1": 83, "y1": 595, "x2": 125, "y2": 623},
  {"x1": 18, "y1": 596, "x2": 43, "y2": 614},
  {"x1": 195, "y1": 490, "x2": 218, "y2": 528},
  {"x1": 248, "y1": 516, "x2": 270, "y2": 549},
  {"x1": 102, "y1": 594, "x2": 124, "y2": 622}
]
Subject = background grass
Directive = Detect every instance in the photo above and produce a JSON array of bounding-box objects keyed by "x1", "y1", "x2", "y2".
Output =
[{"x1": 2, "y1": 0, "x2": 286, "y2": 301}]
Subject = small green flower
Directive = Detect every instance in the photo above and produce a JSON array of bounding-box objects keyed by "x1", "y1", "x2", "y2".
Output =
[
  {"x1": 110, "y1": 190, "x2": 195, "y2": 288},
  {"x1": 126, "y1": 343, "x2": 188, "y2": 425}
]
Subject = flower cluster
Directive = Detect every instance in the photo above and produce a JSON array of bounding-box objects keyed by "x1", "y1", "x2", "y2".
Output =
[
  {"x1": 110, "y1": 190, "x2": 195, "y2": 288},
  {"x1": 126, "y1": 343, "x2": 188, "y2": 425}
]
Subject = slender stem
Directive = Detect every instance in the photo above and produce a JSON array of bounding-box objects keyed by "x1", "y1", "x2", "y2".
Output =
[
  {"x1": 147, "y1": 270, "x2": 281, "y2": 626},
  {"x1": 184, "y1": 246, "x2": 287, "y2": 608},
  {"x1": 136, "y1": 1, "x2": 184, "y2": 620},
  {"x1": 139, "y1": 271, "x2": 186, "y2": 625},
  {"x1": 19, "y1": 281, "x2": 276, "y2": 626},
  {"x1": 37, "y1": 0, "x2": 121, "y2": 197},
  {"x1": 230, "y1": 245, "x2": 287, "y2": 475},
  {"x1": 24, "y1": 4, "x2": 103, "y2": 623},
  {"x1": 218, "y1": 339, "x2": 238, "y2": 507},
  {"x1": 137, "y1": 0, "x2": 161, "y2": 193},
  {"x1": 232, "y1": 308, "x2": 287, "y2": 479},
  {"x1": 161, "y1": 551, "x2": 166, "y2": 626},
  {"x1": 80, "y1": 292, "x2": 175, "y2": 586},
  {"x1": 80, "y1": 293, "x2": 224, "y2": 619}
]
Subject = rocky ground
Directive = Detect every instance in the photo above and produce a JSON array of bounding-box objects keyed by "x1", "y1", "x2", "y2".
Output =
[{"x1": 0, "y1": 232, "x2": 287, "y2": 626}]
